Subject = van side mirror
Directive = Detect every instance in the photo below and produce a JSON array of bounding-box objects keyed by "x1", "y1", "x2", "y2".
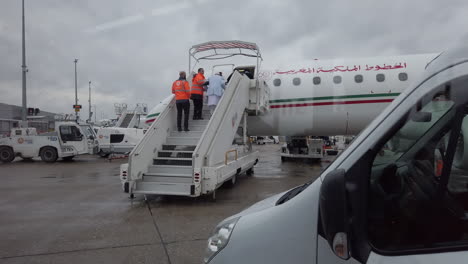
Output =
[
  {"x1": 319, "y1": 169, "x2": 350, "y2": 260},
  {"x1": 411, "y1": 111, "x2": 432, "y2": 122}
]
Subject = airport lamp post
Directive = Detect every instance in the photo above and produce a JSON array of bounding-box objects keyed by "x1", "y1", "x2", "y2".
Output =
[
  {"x1": 21, "y1": 0, "x2": 28, "y2": 124},
  {"x1": 88, "y1": 81, "x2": 92, "y2": 123},
  {"x1": 93, "y1": 105, "x2": 97, "y2": 123},
  {"x1": 74, "y1": 59, "x2": 78, "y2": 123}
]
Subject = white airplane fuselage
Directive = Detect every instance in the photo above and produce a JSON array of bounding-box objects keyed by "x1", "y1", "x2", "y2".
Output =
[
  {"x1": 248, "y1": 53, "x2": 437, "y2": 136},
  {"x1": 145, "y1": 53, "x2": 438, "y2": 136}
]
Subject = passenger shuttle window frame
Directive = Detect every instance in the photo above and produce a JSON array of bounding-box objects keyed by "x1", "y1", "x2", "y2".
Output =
[
  {"x1": 376, "y1": 73, "x2": 385, "y2": 82},
  {"x1": 293, "y1": 77, "x2": 301, "y2": 86},
  {"x1": 273, "y1": 78, "x2": 281, "y2": 87}
]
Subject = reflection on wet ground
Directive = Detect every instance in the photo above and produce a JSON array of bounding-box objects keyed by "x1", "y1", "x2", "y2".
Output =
[{"x1": 0, "y1": 144, "x2": 336, "y2": 264}]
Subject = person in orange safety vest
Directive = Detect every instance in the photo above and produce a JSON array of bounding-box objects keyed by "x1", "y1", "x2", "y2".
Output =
[
  {"x1": 172, "y1": 71, "x2": 191, "y2": 131},
  {"x1": 191, "y1": 68, "x2": 207, "y2": 120}
]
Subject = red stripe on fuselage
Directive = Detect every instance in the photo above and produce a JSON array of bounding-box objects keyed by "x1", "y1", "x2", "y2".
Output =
[
  {"x1": 145, "y1": 118, "x2": 156, "y2": 123},
  {"x1": 270, "y1": 99, "x2": 394, "y2": 109}
]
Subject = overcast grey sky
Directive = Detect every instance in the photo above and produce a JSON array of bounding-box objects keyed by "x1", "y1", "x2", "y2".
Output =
[{"x1": 1, "y1": 0, "x2": 467, "y2": 119}]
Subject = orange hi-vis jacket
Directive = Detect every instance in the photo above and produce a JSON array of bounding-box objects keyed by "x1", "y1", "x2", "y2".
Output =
[
  {"x1": 191, "y1": 73, "x2": 206, "y2": 95},
  {"x1": 172, "y1": 79, "x2": 191, "y2": 100}
]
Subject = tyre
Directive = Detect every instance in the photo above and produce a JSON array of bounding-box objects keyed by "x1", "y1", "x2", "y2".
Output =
[
  {"x1": 62, "y1": 156, "x2": 75, "y2": 161},
  {"x1": 281, "y1": 156, "x2": 287, "y2": 162},
  {"x1": 40, "y1": 147, "x2": 58, "y2": 163},
  {"x1": 0, "y1": 146, "x2": 15, "y2": 163},
  {"x1": 98, "y1": 150, "x2": 110, "y2": 158},
  {"x1": 246, "y1": 168, "x2": 254, "y2": 176}
]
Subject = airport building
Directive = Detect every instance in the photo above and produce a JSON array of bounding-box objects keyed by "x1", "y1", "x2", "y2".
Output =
[{"x1": 0, "y1": 102, "x2": 57, "y2": 136}]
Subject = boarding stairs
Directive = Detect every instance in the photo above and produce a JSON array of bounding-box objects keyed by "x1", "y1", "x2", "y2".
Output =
[
  {"x1": 115, "y1": 104, "x2": 148, "y2": 128},
  {"x1": 127, "y1": 71, "x2": 269, "y2": 197},
  {"x1": 118, "y1": 113, "x2": 135, "y2": 128}
]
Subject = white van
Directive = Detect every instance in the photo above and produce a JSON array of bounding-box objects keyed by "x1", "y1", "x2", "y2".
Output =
[
  {"x1": 203, "y1": 47, "x2": 468, "y2": 263},
  {"x1": 96, "y1": 127, "x2": 146, "y2": 157}
]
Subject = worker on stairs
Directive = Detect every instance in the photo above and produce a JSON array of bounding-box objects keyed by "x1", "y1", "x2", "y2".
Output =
[
  {"x1": 172, "y1": 71, "x2": 191, "y2": 132},
  {"x1": 191, "y1": 68, "x2": 208, "y2": 120}
]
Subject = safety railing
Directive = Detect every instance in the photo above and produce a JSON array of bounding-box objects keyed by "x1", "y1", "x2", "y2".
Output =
[
  {"x1": 224, "y1": 149, "x2": 238, "y2": 165},
  {"x1": 128, "y1": 94, "x2": 176, "y2": 182},
  {"x1": 192, "y1": 71, "x2": 251, "y2": 171}
]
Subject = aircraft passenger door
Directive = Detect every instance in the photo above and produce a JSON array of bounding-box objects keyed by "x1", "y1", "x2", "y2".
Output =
[{"x1": 59, "y1": 125, "x2": 87, "y2": 153}]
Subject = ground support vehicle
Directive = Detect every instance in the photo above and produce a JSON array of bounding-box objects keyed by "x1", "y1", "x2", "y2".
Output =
[
  {"x1": 0, "y1": 122, "x2": 98, "y2": 163},
  {"x1": 96, "y1": 127, "x2": 146, "y2": 157},
  {"x1": 280, "y1": 136, "x2": 324, "y2": 161}
]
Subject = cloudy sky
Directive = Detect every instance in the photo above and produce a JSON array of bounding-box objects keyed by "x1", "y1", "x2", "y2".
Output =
[{"x1": 1, "y1": 0, "x2": 467, "y2": 119}]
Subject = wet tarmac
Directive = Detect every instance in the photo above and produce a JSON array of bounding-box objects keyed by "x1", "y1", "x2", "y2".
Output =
[{"x1": 0, "y1": 144, "x2": 334, "y2": 264}]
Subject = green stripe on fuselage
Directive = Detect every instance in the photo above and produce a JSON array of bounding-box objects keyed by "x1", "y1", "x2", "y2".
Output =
[
  {"x1": 269, "y1": 93, "x2": 400, "y2": 104},
  {"x1": 146, "y1": 112, "x2": 160, "y2": 118}
]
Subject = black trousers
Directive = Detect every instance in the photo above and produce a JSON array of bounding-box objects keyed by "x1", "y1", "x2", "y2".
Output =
[
  {"x1": 176, "y1": 100, "x2": 190, "y2": 130},
  {"x1": 192, "y1": 98, "x2": 203, "y2": 119}
]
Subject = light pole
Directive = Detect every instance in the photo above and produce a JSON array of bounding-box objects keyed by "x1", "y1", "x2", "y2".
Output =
[
  {"x1": 93, "y1": 104, "x2": 97, "y2": 123},
  {"x1": 74, "y1": 59, "x2": 78, "y2": 122},
  {"x1": 21, "y1": 0, "x2": 28, "y2": 124},
  {"x1": 88, "y1": 81, "x2": 92, "y2": 123}
]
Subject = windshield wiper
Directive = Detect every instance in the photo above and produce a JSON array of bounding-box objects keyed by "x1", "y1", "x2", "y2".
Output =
[{"x1": 276, "y1": 182, "x2": 311, "y2": 205}]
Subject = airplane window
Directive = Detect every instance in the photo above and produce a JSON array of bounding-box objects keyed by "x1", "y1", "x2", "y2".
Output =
[
  {"x1": 293, "y1": 78, "x2": 301, "y2": 86},
  {"x1": 313, "y1": 77, "x2": 321, "y2": 85},
  {"x1": 399, "y1": 72, "x2": 408, "y2": 81},
  {"x1": 355, "y1": 74, "x2": 363, "y2": 83},
  {"x1": 273, "y1": 78, "x2": 281, "y2": 86},
  {"x1": 333, "y1": 76, "x2": 342, "y2": 84},
  {"x1": 376, "y1": 73, "x2": 385, "y2": 82}
]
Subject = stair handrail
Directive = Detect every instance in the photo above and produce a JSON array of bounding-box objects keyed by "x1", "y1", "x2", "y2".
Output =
[
  {"x1": 128, "y1": 94, "x2": 176, "y2": 182},
  {"x1": 115, "y1": 108, "x2": 128, "y2": 127},
  {"x1": 192, "y1": 71, "x2": 250, "y2": 171}
]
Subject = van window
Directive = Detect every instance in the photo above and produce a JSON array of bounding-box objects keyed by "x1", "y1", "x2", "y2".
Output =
[
  {"x1": 368, "y1": 90, "x2": 468, "y2": 252},
  {"x1": 110, "y1": 134, "x2": 125, "y2": 143},
  {"x1": 376, "y1": 73, "x2": 385, "y2": 82},
  {"x1": 313, "y1": 77, "x2": 321, "y2": 85},
  {"x1": 293, "y1": 77, "x2": 301, "y2": 86},
  {"x1": 59, "y1": 125, "x2": 82, "y2": 141},
  {"x1": 273, "y1": 78, "x2": 281, "y2": 86}
]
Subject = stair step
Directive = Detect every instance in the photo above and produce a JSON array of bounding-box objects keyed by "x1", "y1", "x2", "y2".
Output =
[
  {"x1": 148, "y1": 165, "x2": 193, "y2": 174},
  {"x1": 153, "y1": 157, "x2": 192, "y2": 166},
  {"x1": 143, "y1": 173, "x2": 193, "y2": 183},
  {"x1": 176, "y1": 125, "x2": 206, "y2": 132},
  {"x1": 189, "y1": 120, "x2": 210, "y2": 125},
  {"x1": 157, "y1": 150, "x2": 193, "y2": 158},
  {"x1": 189, "y1": 109, "x2": 211, "y2": 113},
  {"x1": 170, "y1": 131, "x2": 203, "y2": 137},
  {"x1": 134, "y1": 181, "x2": 192, "y2": 196},
  {"x1": 166, "y1": 136, "x2": 199, "y2": 145},
  {"x1": 162, "y1": 145, "x2": 196, "y2": 151}
]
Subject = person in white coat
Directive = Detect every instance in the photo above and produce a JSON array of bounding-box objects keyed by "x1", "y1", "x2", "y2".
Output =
[{"x1": 206, "y1": 72, "x2": 226, "y2": 115}]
